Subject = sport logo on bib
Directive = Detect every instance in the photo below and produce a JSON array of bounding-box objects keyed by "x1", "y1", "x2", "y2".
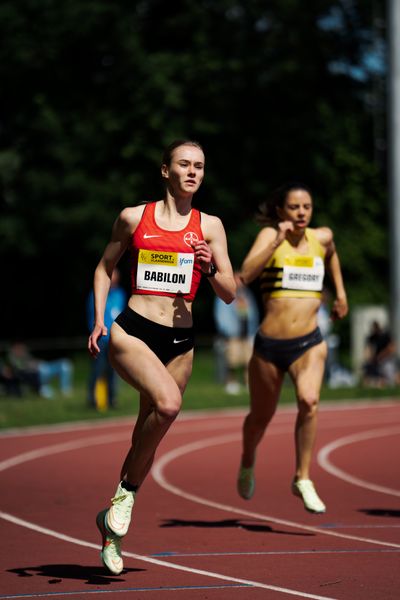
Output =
[
  {"x1": 136, "y1": 249, "x2": 194, "y2": 294},
  {"x1": 281, "y1": 256, "x2": 324, "y2": 291}
]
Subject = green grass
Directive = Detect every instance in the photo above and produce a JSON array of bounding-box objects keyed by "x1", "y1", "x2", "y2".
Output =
[{"x1": 0, "y1": 349, "x2": 398, "y2": 430}]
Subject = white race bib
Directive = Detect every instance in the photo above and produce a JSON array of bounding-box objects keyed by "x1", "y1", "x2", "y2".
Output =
[
  {"x1": 281, "y1": 256, "x2": 324, "y2": 291},
  {"x1": 136, "y1": 249, "x2": 194, "y2": 294}
]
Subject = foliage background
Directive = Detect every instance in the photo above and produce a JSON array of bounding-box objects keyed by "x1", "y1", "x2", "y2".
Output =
[{"x1": 0, "y1": 0, "x2": 387, "y2": 351}]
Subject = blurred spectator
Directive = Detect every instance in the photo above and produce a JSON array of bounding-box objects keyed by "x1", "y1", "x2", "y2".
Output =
[
  {"x1": 86, "y1": 267, "x2": 127, "y2": 408},
  {"x1": 362, "y1": 320, "x2": 400, "y2": 388},
  {"x1": 317, "y1": 288, "x2": 356, "y2": 389},
  {"x1": 317, "y1": 288, "x2": 336, "y2": 381},
  {"x1": 213, "y1": 272, "x2": 259, "y2": 394},
  {"x1": 6, "y1": 341, "x2": 73, "y2": 398},
  {"x1": 0, "y1": 358, "x2": 25, "y2": 396}
]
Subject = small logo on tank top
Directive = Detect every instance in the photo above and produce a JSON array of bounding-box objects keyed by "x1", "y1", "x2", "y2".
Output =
[
  {"x1": 184, "y1": 231, "x2": 199, "y2": 247},
  {"x1": 143, "y1": 233, "x2": 162, "y2": 239}
]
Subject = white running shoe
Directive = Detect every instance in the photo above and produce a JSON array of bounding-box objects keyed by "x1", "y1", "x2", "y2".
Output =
[
  {"x1": 105, "y1": 482, "x2": 135, "y2": 537},
  {"x1": 292, "y1": 479, "x2": 326, "y2": 514},
  {"x1": 237, "y1": 466, "x2": 255, "y2": 500},
  {"x1": 96, "y1": 509, "x2": 124, "y2": 575}
]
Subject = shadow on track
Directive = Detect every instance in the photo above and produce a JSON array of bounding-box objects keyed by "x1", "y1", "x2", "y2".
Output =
[
  {"x1": 7, "y1": 564, "x2": 144, "y2": 585},
  {"x1": 160, "y1": 518, "x2": 313, "y2": 536},
  {"x1": 358, "y1": 508, "x2": 400, "y2": 518}
]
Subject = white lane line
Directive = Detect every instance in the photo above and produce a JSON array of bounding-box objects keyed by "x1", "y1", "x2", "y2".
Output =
[
  {"x1": 0, "y1": 406, "x2": 399, "y2": 599},
  {"x1": 0, "y1": 433, "x2": 128, "y2": 472},
  {"x1": 151, "y1": 433, "x2": 400, "y2": 549},
  {"x1": 0, "y1": 416, "x2": 396, "y2": 475},
  {"x1": 318, "y1": 426, "x2": 400, "y2": 496},
  {"x1": 1, "y1": 400, "x2": 398, "y2": 439},
  {"x1": 0, "y1": 511, "x2": 338, "y2": 600},
  {"x1": 151, "y1": 548, "x2": 399, "y2": 557},
  {"x1": 0, "y1": 585, "x2": 250, "y2": 599}
]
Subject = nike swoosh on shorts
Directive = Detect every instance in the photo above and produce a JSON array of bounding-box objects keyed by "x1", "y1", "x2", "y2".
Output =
[{"x1": 173, "y1": 338, "x2": 190, "y2": 344}]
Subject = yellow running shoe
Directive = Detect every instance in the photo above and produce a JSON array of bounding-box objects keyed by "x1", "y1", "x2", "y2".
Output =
[
  {"x1": 291, "y1": 479, "x2": 326, "y2": 514},
  {"x1": 106, "y1": 482, "x2": 135, "y2": 537},
  {"x1": 237, "y1": 466, "x2": 255, "y2": 500},
  {"x1": 96, "y1": 509, "x2": 123, "y2": 575}
]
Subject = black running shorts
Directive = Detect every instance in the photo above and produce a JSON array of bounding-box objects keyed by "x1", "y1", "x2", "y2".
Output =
[
  {"x1": 115, "y1": 306, "x2": 194, "y2": 365},
  {"x1": 253, "y1": 327, "x2": 324, "y2": 371}
]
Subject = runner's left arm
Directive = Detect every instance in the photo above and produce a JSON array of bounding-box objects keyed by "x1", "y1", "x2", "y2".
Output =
[
  {"x1": 194, "y1": 214, "x2": 236, "y2": 304},
  {"x1": 318, "y1": 227, "x2": 348, "y2": 321}
]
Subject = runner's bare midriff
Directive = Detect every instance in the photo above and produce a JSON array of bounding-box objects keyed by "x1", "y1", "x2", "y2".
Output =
[
  {"x1": 128, "y1": 294, "x2": 193, "y2": 328},
  {"x1": 259, "y1": 297, "x2": 321, "y2": 339}
]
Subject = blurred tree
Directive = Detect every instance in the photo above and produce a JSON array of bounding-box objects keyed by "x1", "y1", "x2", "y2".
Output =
[{"x1": 0, "y1": 0, "x2": 387, "y2": 341}]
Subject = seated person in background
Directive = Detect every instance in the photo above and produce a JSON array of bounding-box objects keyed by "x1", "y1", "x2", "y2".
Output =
[
  {"x1": 0, "y1": 358, "x2": 25, "y2": 396},
  {"x1": 362, "y1": 321, "x2": 400, "y2": 388},
  {"x1": 213, "y1": 272, "x2": 259, "y2": 394},
  {"x1": 7, "y1": 341, "x2": 73, "y2": 398}
]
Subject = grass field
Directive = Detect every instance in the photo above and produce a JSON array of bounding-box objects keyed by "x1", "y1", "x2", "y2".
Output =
[{"x1": 0, "y1": 349, "x2": 399, "y2": 430}]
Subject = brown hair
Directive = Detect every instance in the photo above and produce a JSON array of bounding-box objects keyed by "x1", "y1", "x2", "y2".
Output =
[
  {"x1": 256, "y1": 181, "x2": 313, "y2": 226},
  {"x1": 162, "y1": 139, "x2": 204, "y2": 166}
]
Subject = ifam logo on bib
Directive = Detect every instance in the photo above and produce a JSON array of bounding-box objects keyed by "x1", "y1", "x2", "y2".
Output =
[{"x1": 136, "y1": 249, "x2": 194, "y2": 294}]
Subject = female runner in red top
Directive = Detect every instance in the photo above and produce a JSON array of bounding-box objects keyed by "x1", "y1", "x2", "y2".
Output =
[{"x1": 88, "y1": 140, "x2": 236, "y2": 575}]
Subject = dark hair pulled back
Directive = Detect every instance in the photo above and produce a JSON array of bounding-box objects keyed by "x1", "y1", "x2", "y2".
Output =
[
  {"x1": 162, "y1": 139, "x2": 204, "y2": 166},
  {"x1": 256, "y1": 181, "x2": 312, "y2": 226}
]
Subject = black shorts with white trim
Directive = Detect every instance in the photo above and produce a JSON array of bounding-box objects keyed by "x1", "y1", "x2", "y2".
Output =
[{"x1": 114, "y1": 306, "x2": 194, "y2": 365}]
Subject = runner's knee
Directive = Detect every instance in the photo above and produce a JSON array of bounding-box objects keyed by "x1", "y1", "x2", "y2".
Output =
[
  {"x1": 298, "y1": 394, "x2": 319, "y2": 416},
  {"x1": 245, "y1": 410, "x2": 273, "y2": 432},
  {"x1": 156, "y1": 390, "x2": 182, "y2": 420}
]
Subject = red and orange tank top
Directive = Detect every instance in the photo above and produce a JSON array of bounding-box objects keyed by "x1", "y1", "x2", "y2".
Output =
[{"x1": 130, "y1": 201, "x2": 204, "y2": 302}]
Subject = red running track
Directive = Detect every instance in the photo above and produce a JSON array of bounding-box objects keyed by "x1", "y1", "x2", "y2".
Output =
[{"x1": 1, "y1": 400, "x2": 399, "y2": 600}]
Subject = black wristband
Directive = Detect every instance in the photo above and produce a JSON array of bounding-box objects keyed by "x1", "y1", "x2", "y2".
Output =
[{"x1": 203, "y1": 263, "x2": 217, "y2": 278}]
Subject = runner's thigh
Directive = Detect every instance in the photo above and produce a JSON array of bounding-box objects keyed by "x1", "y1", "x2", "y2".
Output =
[
  {"x1": 288, "y1": 341, "x2": 327, "y2": 400},
  {"x1": 248, "y1": 353, "x2": 284, "y2": 418},
  {"x1": 166, "y1": 349, "x2": 194, "y2": 394},
  {"x1": 109, "y1": 322, "x2": 182, "y2": 402}
]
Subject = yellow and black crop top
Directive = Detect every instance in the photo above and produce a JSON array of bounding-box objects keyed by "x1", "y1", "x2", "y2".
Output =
[{"x1": 260, "y1": 228, "x2": 325, "y2": 299}]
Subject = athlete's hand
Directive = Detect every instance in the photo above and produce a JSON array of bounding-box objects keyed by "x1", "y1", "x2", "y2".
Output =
[
  {"x1": 88, "y1": 324, "x2": 108, "y2": 357},
  {"x1": 274, "y1": 221, "x2": 294, "y2": 247},
  {"x1": 192, "y1": 240, "x2": 213, "y2": 273},
  {"x1": 331, "y1": 296, "x2": 348, "y2": 321}
]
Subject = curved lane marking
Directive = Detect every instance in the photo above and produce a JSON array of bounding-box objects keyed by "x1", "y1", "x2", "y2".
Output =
[
  {"x1": 0, "y1": 511, "x2": 338, "y2": 600},
  {"x1": 0, "y1": 433, "x2": 127, "y2": 473},
  {"x1": 318, "y1": 426, "x2": 400, "y2": 496},
  {"x1": 1, "y1": 406, "x2": 400, "y2": 599},
  {"x1": 0, "y1": 428, "x2": 340, "y2": 599},
  {"x1": 1, "y1": 399, "x2": 398, "y2": 439},
  {"x1": 151, "y1": 432, "x2": 400, "y2": 549}
]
